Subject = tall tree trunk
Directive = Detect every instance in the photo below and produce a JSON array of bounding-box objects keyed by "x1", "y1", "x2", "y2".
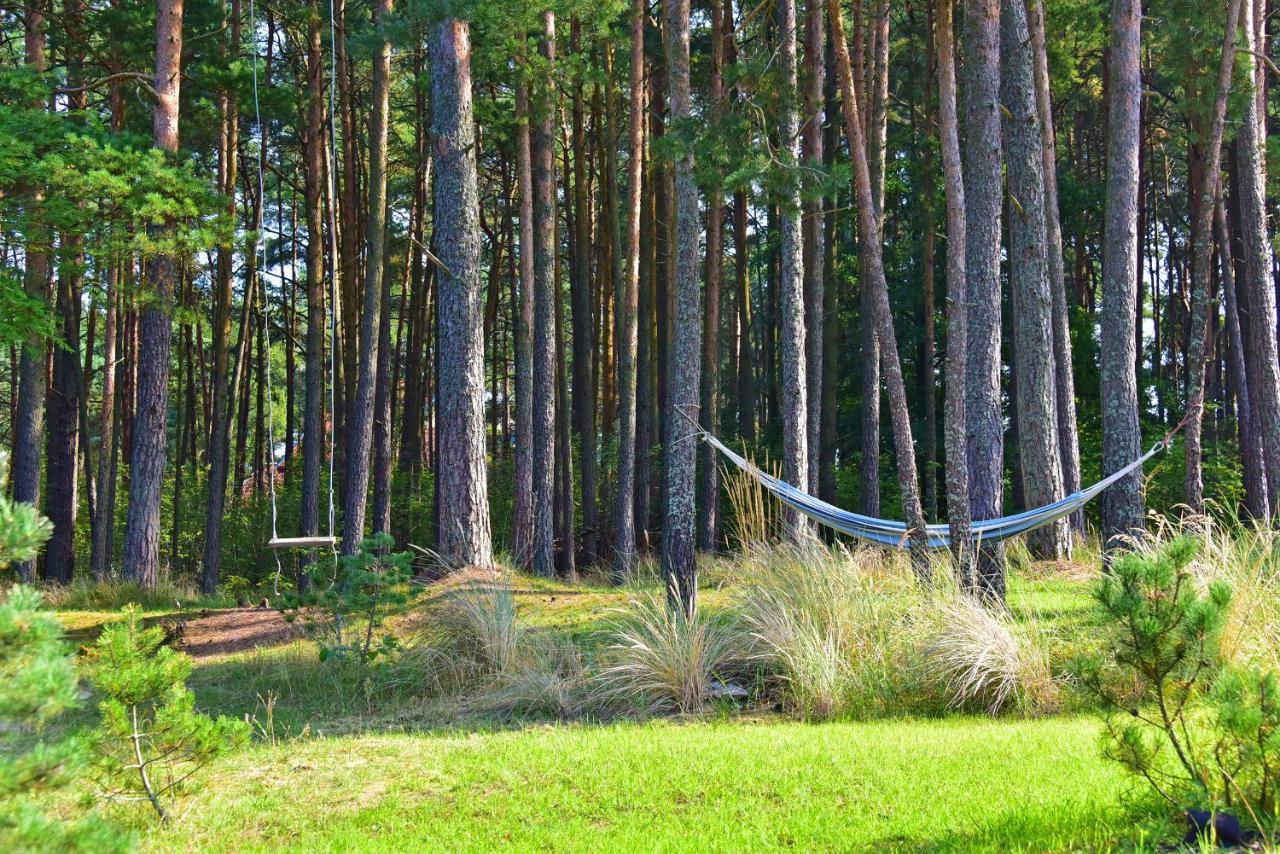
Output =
[
  {"x1": 698, "y1": 0, "x2": 727, "y2": 553},
  {"x1": 858, "y1": 0, "x2": 887, "y2": 517},
  {"x1": 920, "y1": 2, "x2": 939, "y2": 522},
  {"x1": 91, "y1": 264, "x2": 119, "y2": 579},
  {"x1": 432, "y1": 18, "x2": 494, "y2": 568},
  {"x1": 122, "y1": 0, "x2": 184, "y2": 588},
  {"x1": 962, "y1": 0, "x2": 1005, "y2": 594},
  {"x1": 1027, "y1": 0, "x2": 1082, "y2": 533},
  {"x1": 829, "y1": 0, "x2": 930, "y2": 569},
  {"x1": 615, "y1": 0, "x2": 645, "y2": 579},
  {"x1": 803, "y1": 0, "x2": 826, "y2": 495},
  {"x1": 1099, "y1": 0, "x2": 1146, "y2": 550},
  {"x1": 512, "y1": 83, "x2": 536, "y2": 567},
  {"x1": 13, "y1": 2, "x2": 50, "y2": 583},
  {"x1": 569, "y1": 20, "x2": 599, "y2": 566},
  {"x1": 340, "y1": 0, "x2": 393, "y2": 555},
  {"x1": 1234, "y1": 0, "x2": 1280, "y2": 510},
  {"x1": 663, "y1": 0, "x2": 702, "y2": 617},
  {"x1": 1000, "y1": 0, "x2": 1068, "y2": 559},
  {"x1": 937, "y1": 0, "x2": 974, "y2": 578},
  {"x1": 777, "y1": 0, "x2": 811, "y2": 542},
  {"x1": 1183, "y1": 0, "x2": 1242, "y2": 511},
  {"x1": 531, "y1": 12, "x2": 559, "y2": 578},
  {"x1": 202, "y1": 0, "x2": 241, "y2": 592}
]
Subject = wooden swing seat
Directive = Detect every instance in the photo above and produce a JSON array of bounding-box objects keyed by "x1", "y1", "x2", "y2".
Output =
[{"x1": 267, "y1": 536, "x2": 337, "y2": 549}]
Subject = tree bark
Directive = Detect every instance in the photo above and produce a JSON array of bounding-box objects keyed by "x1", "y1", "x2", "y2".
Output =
[
  {"x1": 512, "y1": 82, "x2": 536, "y2": 568},
  {"x1": 1099, "y1": 0, "x2": 1147, "y2": 550},
  {"x1": 1000, "y1": 0, "x2": 1068, "y2": 559},
  {"x1": 829, "y1": 0, "x2": 930, "y2": 569},
  {"x1": 531, "y1": 12, "x2": 559, "y2": 578},
  {"x1": 340, "y1": 0, "x2": 393, "y2": 555},
  {"x1": 663, "y1": 0, "x2": 703, "y2": 617},
  {"x1": 122, "y1": 0, "x2": 184, "y2": 588},
  {"x1": 431, "y1": 18, "x2": 494, "y2": 568},
  {"x1": 803, "y1": 0, "x2": 826, "y2": 496},
  {"x1": 962, "y1": 0, "x2": 1005, "y2": 593}
]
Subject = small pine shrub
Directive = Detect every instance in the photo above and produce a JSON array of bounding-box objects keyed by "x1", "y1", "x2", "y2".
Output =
[{"x1": 85, "y1": 605, "x2": 249, "y2": 821}]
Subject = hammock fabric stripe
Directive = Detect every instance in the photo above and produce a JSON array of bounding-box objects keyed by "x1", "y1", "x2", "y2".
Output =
[{"x1": 701, "y1": 431, "x2": 1164, "y2": 549}]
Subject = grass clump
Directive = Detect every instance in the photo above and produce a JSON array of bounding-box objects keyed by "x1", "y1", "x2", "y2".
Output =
[
  {"x1": 40, "y1": 575, "x2": 229, "y2": 612},
  {"x1": 596, "y1": 592, "x2": 740, "y2": 715}
]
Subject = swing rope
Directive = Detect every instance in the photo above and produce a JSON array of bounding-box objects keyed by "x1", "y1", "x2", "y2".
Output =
[{"x1": 249, "y1": 0, "x2": 339, "y2": 592}]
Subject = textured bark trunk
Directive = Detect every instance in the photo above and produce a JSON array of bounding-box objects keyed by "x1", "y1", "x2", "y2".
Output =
[
  {"x1": 733, "y1": 190, "x2": 755, "y2": 441},
  {"x1": 636, "y1": 117, "x2": 655, "y2": 549},
  {"x1": 829, "y1": 0, "x2": 930, "y2": 569},
  {"x1": 298, "y1": 0, "x2": 329, "y2": 587},
  {"x1": 568, "y1": 20, "x2": 599, "y2": 567},
  {"x1": 803, "y1": 0, "x2": 826, "y2": 496},
  {"x1": 122, "y1": 0, "x2": 184, "y2": 588},
  {"x1": 554, "y1": 210, "x2": 576, "y2": 581},
  {"x1": 340, "y1": 0, "x2": 393, "y2": 555},
  {"x1": 1233, "y1": 0, "x2": 1280, "y2": 511},
  {"x1": 1099, "y1": 0, "x2": 1146, "y2": 551},
  {"x1": 1216, "y1": 195, "x2": 1269, "y2": 518},
  {"x1": 531, "y1": 12, "x2": 559, "y2": 578},
  {"x1": 1026, "y1": 0, "x2": 1082, "y2": 534},
  {"x1": 921, "y1": 9, "x2": 939, "y2": 522},
  {"x1": 45, "y1": 238, "x2": 83, "y2": 584},
  {"x1": 698, "y1": 0, "x2": 727, "y2": 553},
  {"x1": 371, "y1": 247, "x2": 395, "y2": 537},
  {"x1": 614, "y1": 0, "x2": 646, "y2": 580},
  {"x1": 937, "y1": 0, "x2": 974, "y2": 579},
  {"x1": 777, "y1": 0, "x2": 811, "y2": 543},
  {"x1": 961, "y1": 0, "x2": 1005, "y2": 594},
  {"x1": 202, "y1": 0, "x2": 240, "y2": 592},
  {"x1": 1183, "y1": 0, "x2": 1242, "y2": 512},
  {"x1": 91, "y1": 263, "x2": 119, "y2": 580},
  {"x1": 431, "y1": 18, "x2": 494, "y2": 568},
  {"x1": 512, "y1": 83, "x2": 536, "y2": 567},
  {"x1": 1000, "y1": 0, "x2": 1068, "y2": 559},
  {"x1": 13, "y1": 4, "x2": 50, "y2": 583},
  {"x1": 663, "y1": 0, "x2": 702, "y2": 617}
]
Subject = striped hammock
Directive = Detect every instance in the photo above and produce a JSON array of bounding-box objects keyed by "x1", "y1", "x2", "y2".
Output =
[{"x1": 700, "y1": 430, "x2": 1169, "y2": 549}]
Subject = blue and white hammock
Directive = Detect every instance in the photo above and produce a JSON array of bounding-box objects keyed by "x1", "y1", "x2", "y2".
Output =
[{"x1": 698, "y1": 428, "x2": 1174, "y2": 549}]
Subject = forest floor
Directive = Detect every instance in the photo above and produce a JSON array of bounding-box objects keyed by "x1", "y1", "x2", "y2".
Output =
[{"x1": 50, "y1": 560, "x2": 1183, "y2": 852}]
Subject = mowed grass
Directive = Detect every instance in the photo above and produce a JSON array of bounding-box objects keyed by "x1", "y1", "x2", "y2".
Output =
[
  {"x1": 54, "y1": 564, "x2": 1167, "y2": 851},
  {"x1": 135, "y1": 716, "x2": 1161, "y2": 853}
]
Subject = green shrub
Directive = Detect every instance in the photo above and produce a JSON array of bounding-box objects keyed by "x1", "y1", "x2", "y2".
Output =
[
  {"x1": 85, "y1": 605, "x2": 248, "y2": 821},
  {"x1": 1080, "y1": 535, "x2": 1280, "y2": 832}
]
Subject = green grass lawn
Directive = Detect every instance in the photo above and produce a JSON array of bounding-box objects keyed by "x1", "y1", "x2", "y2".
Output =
[
  {"x1": 131, "y1": 716, "x2": 1164, "y2": 852},
  {"x1": 49, "y1": 565, "x2": 1183, "y2": 852}
]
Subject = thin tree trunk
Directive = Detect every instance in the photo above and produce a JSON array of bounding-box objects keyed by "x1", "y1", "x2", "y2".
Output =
[
  {"x1": 615, "y1": 0, "x2": 645, "y2": 579},
  {"x1": 803, "y1": 0, "x2": 826, "y2": 495},
  {"x1": 1099, "y1": 0, "x2": 1147, "y2": 550},
  {"x1": 512, "y1": 82, "x2": 536, "y2": 567},
  {"x1": 122, "y1": 0, "x2": 184, "y2": 587},
  {"x1": 663, "y1": 0, "x2": 703, "y2": 617},
  {"x1": 531, "y1": 12, "x2": 559, "y2": 578},
  {"x1": 340, "y1": 0, "x2": 393, "y2": 555},
  {"x1": 91, "y1": 261, "x2": 119, "y2": 580},
  {"x1": 432, "y1": 18, "x2": 493, "y2": 568},
  {"x1": 829, "y1": 0, "x2": 930, "y2": 570}
]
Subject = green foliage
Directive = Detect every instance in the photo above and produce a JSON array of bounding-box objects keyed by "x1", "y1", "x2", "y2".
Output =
[
  {"x1": 1081, "y1": 536, "x2": 1280, "y2": 829},
  {"x1": 284, "y1": 534, "x2": 418, "y2": 667},
  {"x1": 85, "y1": 605, "x2": 248, "y2": 821},
  {"x1": 0, "y1": 451, "x2": 53, "y2": 571}
]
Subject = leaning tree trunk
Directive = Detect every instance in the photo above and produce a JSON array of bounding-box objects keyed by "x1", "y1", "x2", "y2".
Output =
[
  {"x1": 777, "y1": 0, "x2": 810, "y2": 544},
  {"x1": 1183, "y1": 0, "x2": 1242, "y2": 512},
  {"x1": 13, "y1": 4, "x2": 50, "y2": 583},
  {"x1": 663, "y1": 0, "x2": 703, "y2": 617},
  {"x1": 431, "y1": 18, "x2": 494, "y2": 568},
  {"x1": 1000, "y1": 0, "x2": 1068, "y2": 560},
  {"x1": 828, "y1": 0, "x2": 930, "y2": 570},
  {"x1": 1027, "y1": 0, "x2": 1082, "y2": 533},
  {"x1": 961, "y1": 0, "x2": 1005, "y2": 596},
  {"x1": 615, "y1": 0, "x2": 645, "y2": 579},
  {"x1": 340, "y1": 0, "x2": 393, "y2": 556},
  {"x1": 1234, "y1": 0, "x2": 1280, "y2": 511},
  {"x1": 531, "y1": 12, "x2": 559, "y2": 578},
  {"x1": 937, "y1": 0, "x2": 974, "y2": 580},
  {"x1": 122, "y1": 0, "x2": 184, "y2": 588},
  {"x1": 1099, "y1": 0, "x2": 1148, "y2": 550}
]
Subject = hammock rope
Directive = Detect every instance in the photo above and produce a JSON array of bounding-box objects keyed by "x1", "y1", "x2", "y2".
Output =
[{"x1": 690, "y1": 409, "x2": 1193, "y2": 549}]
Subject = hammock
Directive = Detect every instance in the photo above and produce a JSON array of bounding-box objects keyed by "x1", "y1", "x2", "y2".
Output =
[{"x1": 697, "y1": 420, "x2": 1183, "y2": 550}]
